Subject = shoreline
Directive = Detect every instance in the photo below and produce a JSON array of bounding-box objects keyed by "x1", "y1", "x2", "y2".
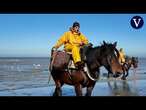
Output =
[{"x1": 0, "y1": 79, "x2": 146, "y2": 96}]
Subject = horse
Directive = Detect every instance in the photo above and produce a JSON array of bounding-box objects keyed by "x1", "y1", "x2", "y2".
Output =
[
  {"x1": 123, "y1": 56, "x2": 138, "y2": 78},
  {"x1": 49, "y1": 41, "x2": 124, "y2": 96},
  {"x1": 107, "y1": 56, "x2": 138, "y2": 80}
]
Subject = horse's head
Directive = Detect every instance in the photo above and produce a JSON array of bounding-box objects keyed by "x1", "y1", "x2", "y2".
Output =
[
  {"x1": 100, "y1": 41, "x2": 124, "y2": 75},
  {"x1": 131, "y1": 57, "x2": 138, "y2": 68}
]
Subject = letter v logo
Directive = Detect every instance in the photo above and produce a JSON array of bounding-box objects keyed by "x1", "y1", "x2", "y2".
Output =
[
  {"x1": 133, "y1": 18, "x2": 141, "y2": 27},
  {"x1": 131, "y1": 16, "x2": 144, "y2": 29}
]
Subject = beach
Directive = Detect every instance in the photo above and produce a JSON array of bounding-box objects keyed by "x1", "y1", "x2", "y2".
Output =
[
  {"x1": 0, "y1": 57, "x2": 146, "y2": 96},
  {"x1": 0, "y1": 79, "x2": 146, "y2": 96}
]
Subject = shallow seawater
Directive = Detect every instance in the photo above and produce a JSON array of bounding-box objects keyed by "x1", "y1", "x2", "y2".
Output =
[
  {"x1": 61, "y1": 79, "x2": 146, "y2": 96},
  {"x1": 0, "y1": 57, "x2": 55, "y2": 91},
  {"x1": 0, "y1": 57, "x2": 146, "y2": 96}
]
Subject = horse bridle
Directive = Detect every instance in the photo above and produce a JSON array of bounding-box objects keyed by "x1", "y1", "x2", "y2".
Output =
[{"x1": 106, "y1": 47, "x2": 126, "y2": 76}]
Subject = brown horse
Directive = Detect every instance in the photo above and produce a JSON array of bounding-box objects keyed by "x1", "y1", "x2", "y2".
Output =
[
  {"x1": 123, "y1": 56, "x2": 138, "y2": 78},
  {"x1": 108, "y1": 56, "x2": 138, "y2": 80},
  {"x1": 49, "y1": 41, "x2": 124, "y2": 96}
]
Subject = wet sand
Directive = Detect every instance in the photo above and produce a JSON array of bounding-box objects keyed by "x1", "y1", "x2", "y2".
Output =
[
  {"x1": 0, "y1": 79, "x2": 146, "y2": 96},
  {"x1": 0, "y1": 57, "x2": 146, "y2": 96}
]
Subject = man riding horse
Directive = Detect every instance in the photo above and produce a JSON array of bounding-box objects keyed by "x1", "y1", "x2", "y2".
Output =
[
  {"x1": 50, "y1": 40, "x2": 124, "y2": 96},
  {"x1": 52, "y1": 21, "x2": 89, "y2": 70},
  {"x1": 49, "y1": 22, "x2": 124, "y2": 96},
  {"x1": 118, "y1": 48, "x2": 126, "y2": 65},
  {"x1": 108, "y1": 47, "x2": 138, "y2": 80}
]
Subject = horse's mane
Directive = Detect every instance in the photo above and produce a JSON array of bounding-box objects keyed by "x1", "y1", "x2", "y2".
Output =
[
  {"x1": 90, "y1": 41, "x2": 119, "y2": 58},
  {"x1": 85, "y1": 42, "x2": 114, "y2": 59},
  {"x1": 92, "y1": 42, "x2": 114, "y2": 49}
]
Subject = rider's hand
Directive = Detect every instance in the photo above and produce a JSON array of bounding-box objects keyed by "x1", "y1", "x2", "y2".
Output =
[
  {"x1": 52, "y1": 46, "x2": 57, "y2": 51},
  {"x1": 80, "y1": 42, "x2": 84, "y2": 46}
]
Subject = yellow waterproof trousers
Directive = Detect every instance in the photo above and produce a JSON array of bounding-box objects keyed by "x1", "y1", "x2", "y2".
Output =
[
  {"x1": 118, "y1": 56, "x2": 125, "y2": 64},
  {"x1": 64, "y1": 44, "x2": 81, "y2": 64}
]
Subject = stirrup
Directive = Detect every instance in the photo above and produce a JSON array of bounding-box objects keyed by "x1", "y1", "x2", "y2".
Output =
[{"x1": 68, "y1": 60, "x2": 76, "y2": 69}]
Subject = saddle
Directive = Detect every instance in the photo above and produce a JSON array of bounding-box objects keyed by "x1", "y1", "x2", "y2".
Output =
[
  {"x1": 49, "y1": 43, "x2": 93, "y2": 71},
  {"x1": 49, "y1": 50, "x2": 71, "y2": 71}
]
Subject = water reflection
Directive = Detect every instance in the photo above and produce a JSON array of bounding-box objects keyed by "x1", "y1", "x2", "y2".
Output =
[{"x1": 107, "y1": 80, "x2": 138, "y2": 96}]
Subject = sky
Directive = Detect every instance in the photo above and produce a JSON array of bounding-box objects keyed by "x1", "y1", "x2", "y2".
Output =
[{"x1": 0, "y1": 14, "x2": 145, "y2": 57}]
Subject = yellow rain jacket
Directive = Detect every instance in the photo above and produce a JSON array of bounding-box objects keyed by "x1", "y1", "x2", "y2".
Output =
[
  {"x1": 54, "y1": 31, "x2": 88, "y2": 64},
  {"x1": 118, "y1": 50, "x2": 125, "y2": 64}
]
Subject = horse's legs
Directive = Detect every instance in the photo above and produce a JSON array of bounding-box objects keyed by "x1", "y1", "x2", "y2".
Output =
[
  {"x1": 122, "y1": 64, "x2": 128, "y2": 80},
  {"x1": 125, "y1": 71, "x2": 129, "y2": 77},
  {"x1": 74, "y1": 84, "x2": 82, "y2": 96},
  {"x1": 53, "y1": 80, "x2": 63, "y2": 96},
  {"x1": 85, "y1": 82, "x2": 96, "y2": 96},
  {"x1": 121, "y1": 72, "x2": 126, "y2": 80},
  {"x1": 107, "y1": 72, "x2": 113, "y2": 78},
  {"x1": 85, "y1": 70, "x2": 100, "y2": 96},
  {"x1": 85, "y1": 70, "x2": 99, "y2": 96}
]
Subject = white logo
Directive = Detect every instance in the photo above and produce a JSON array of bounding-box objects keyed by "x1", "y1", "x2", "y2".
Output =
[
  {"x1": 133, "y1": 18, "x2": 141, "y2": 27},
  {"x1": 131, "y1": 16, "x2": 144, "y2": 29}
]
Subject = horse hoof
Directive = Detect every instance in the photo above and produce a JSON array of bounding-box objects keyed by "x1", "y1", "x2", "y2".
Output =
[
  {"x1": 121, "y1": 77, "x2": 126, "y2": 80},
  {"x1": 113, "y1": 74, "x2": 119, "y2": 78}
]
